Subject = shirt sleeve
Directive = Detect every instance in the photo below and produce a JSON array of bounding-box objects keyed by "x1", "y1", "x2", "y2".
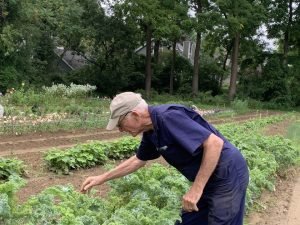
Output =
[
  {"x1": 136, "y1": 133, "x2": 161, "y2": 161},
  {"x1": 162, "y1": 109, "x2": 212, "y2": 156}
]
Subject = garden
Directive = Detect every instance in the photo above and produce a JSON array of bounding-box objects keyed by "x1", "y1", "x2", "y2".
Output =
[
  {"x1": 0, "y1": 86, "x2": 299, "y2": 225},
  {"x1": 1, "y1": 0, "x2": 300, "y2": 224}
]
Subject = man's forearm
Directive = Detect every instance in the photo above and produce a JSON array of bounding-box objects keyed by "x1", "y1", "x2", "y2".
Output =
[
  {"x1": 192, "y1": 134, "x2": 223, "y2": 192},
  {"x1": 102, "y1": 155, "x2": 146, "y2": 182}
]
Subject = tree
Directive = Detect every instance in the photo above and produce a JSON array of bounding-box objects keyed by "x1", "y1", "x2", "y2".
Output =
[
  {"x1": 212, "y1": 0, "x2": 265, "y2": 100},
  {"x1": 0, "y1": 0, "x2": 87, "y2": 91},
  {"x1": 267, "y1": 0, "x2": 300, "y2": 63},
  {"x1": 189, "y1": 0, "x2": 205, "y2": 96},
  {"x1": 115, "y1": 0, "x2": 186, "y2": 98},
  {"x1": 188, "y1": 0, "x2": 224, "y2": 96},
  {"x1": 154, "y1": 0, "x2": 190, "y2": 94}
]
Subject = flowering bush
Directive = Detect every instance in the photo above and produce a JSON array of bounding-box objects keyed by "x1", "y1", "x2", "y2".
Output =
[{"x1": 42, "y1": 83, "x2": 97, "y2": 98}]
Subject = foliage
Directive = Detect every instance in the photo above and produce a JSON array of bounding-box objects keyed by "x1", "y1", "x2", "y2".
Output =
[
  {"x1": 105, "y1": 137, "x2": 141, "y2": 160},
  {"x1": 0, "y1": 66, "x2": 20, "y2": 92},
  {"x1": 216, "y1": 114, "x2": 300, "y2": 208},
  {"x1": 0, "y1": 0, "x2": 84, "y2": 92},
  {"x1": 265, "y1": 0, "x2": 299, "y2": 59},
  {"x1": 1, "y1": 114, "x2": 300, "y2": 224},
  {"x1": 1, "y1": 86, "x2": 108, "y2": 114},
  {"x1": 42, "y1": 83, "x2": 97, "y2": 98},
  {"x1": 178, "y1": 53, "x2": 225, "y2": 96},
  {"x1": 0, "y1": 175, "x2": 26, "y2": 224},
  {"x1": 0, "y1": 158, "x2": 25, "y2": 180},
  {"x1": 110, "y1": 164, "x2": 190, "y2": 209},
  {"x1": 151, "y1": 53, "x2": 193, "y2": 93},
  {"x1": 231, "y1": 98, "x2": 249, "y2": 113},
  {"x1": 44, "y1": 137, "x2": 140, "y2": 174},
  {"x1": 286, "y1": 121, "x2": 300, "y2": 144},
  {"x1": 0, "y1": 164, "x2": 187, "y2": 225},
  {"x1": 238, "y1": 55, "x2": 300, "y2": 107},
  {"x1": 0, "y1": 0, "x2": 299, "y2": 104},
  {"x1": 45, "y1": 143, "x2": 108, "y2": 175}
]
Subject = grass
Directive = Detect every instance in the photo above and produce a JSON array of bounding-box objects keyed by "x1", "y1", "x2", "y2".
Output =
[
  {"x1": 286, "y1": 121, "x2": 300, "y2": 143},
  {"x1": 286, "y1": 120, "x2": 300, "y2": 165}
]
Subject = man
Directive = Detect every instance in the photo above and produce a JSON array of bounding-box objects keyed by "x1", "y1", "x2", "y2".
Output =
[{"x1": 81, "y1": 92, "x2": 249, "y2": 225}]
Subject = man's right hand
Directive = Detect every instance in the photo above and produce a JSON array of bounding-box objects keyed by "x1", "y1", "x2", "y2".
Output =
[
  {"x1": 80, "y1": 156, "x2": 146, "y2": 194},
  {"x1": 80, "y1": 175, "x2": 105, "y2": 193}
]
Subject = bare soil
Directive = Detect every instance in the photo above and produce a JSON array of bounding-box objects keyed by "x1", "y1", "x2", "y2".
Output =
[
  {"x1": 0, "y1": 110, "x2": 299, "y2": 224},
  {"x1": 246, "y1": 168, "x2": 300, "y2": 225}
]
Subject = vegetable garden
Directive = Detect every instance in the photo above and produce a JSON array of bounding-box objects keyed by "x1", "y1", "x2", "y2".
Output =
[
  {"x1": 0, "y1": 112, "x2": 299, "y2": 225},
  {"x1": 0, "y1": 86, "x2": 299, "y2": 224}
]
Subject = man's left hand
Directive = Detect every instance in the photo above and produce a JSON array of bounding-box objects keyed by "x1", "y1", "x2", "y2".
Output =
[{"x1": 182, "y1": 188, "x2": 203, "y2": 212}]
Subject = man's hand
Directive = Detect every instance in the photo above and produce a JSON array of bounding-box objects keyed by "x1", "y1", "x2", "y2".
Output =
[
  {"x1": 182, "y1": 134, "x2": 223, "y2": 212},
  {"x1": 182, "y1": 187, "x2": 203, "y2": 212},
  {"x1": 80, "y1": 175, "x2": 105, "y2": 193},
  {"x1": 80, "y1": 156, "x2": 146, "y2": 194}
]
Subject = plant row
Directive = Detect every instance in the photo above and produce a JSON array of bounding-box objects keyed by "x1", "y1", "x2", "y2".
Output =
[
  {"x1": 0, "y1": 114, "x2": 108, "y2": 136},
  {"x1": 0, "y1": 164, "x2": 188, "y2": 225},
  {"x1": 43, "y1": 114, "x2": 289, "y2": 175},
  {"x1": 44, "y1": 114, "x2": 299, "y2": 209},
  {"x1": 44, "y1": 137, "x2": 140, "y2": 174},
  {"x1": 217, "y1": 115, "x2": 299, "y2": 208}
]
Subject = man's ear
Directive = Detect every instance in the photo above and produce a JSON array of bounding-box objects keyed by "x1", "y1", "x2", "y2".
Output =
[{"x1": 130, "y1": 110, "x2": 140, "y2": 119}]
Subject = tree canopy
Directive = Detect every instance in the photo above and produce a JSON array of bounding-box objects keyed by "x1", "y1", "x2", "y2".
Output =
[{"x1": 0, "y1": 0, "x2": 299, "y2": 106}]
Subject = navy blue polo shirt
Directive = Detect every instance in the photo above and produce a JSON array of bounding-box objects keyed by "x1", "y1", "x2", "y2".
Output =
[{"x1": 136, "y1": 104, "x2": 239, "y2": 182}]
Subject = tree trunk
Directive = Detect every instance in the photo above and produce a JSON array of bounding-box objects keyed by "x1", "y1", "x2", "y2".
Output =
[
  {"x1": 145, "y1": 25, "x2": 152, "y2": 99},
  {"x1": 283, "y1": 31, "x2": 289, "y2": 64},
  {"x1": 154, "y1": 39, "x2": 160, "y2": 64},
  {"x1": 283, "y1": 0, "x2": 293, "y2": 65},
  {"x1": 192, "y1": 32, "x2": 201, "y2": 96},
  {"x1": 0, "y1": 0, "x2": 7, "y2": 24},
  {"x1": 229, "y1": 33, "x2": 240, "y2": 101},
  {"x1": 220, "y1": 41, "x2": 233, "y2": 89},
  {"x1": 170, "y1": 40, "x2": 176, "y2": 95}
]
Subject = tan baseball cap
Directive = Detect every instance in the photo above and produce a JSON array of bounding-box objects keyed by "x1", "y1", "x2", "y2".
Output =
[{"x1": 106, "y1": 92, "x2": 142, "y2": 130}]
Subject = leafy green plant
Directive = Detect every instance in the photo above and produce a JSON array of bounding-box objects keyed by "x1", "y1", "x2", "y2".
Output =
[
  {"x1": 45, "y1": 143, "x2": 108, "y2": 174},
  {"x1": 105, "y1": 137, "x2": 140, "y2": 160},
  {"x1": 42, "y1": 83, "x2": 97, "y2": 98},
  {"x1": 44, "y1": 137, "x2": 140, "y2": 174},
  {"x1": 0, "y1": 158, "x2": 26, "y2": 180},
  {"x1": 0, "y1": 165, "x2": 188, "y2": 225},
  {"x1": 0, "y1": 176, "x2": 26, "y2": 224},
  {"x1": 216, "y1": 114, "x2": 300, "y2": 209},
  {"x1": 231, "y1": 99, "x2": 249, "y2": 113}
]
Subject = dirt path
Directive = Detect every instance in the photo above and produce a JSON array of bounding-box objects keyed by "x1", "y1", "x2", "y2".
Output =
[
  {"x1": 246, "y1": 168, "x2": 300, "y2": 225},
  {"x1": 0, "y1": 110, "x2": 281, "y2": 155},
  {"x1": 0, "y1": 129, "x2": 124, "y2": 156},
  {"x1": 287, "y1": 174, "x2": 300, "y2": 225}
]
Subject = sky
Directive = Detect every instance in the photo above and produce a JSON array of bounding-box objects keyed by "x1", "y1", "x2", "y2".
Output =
[{"x1": 256, "y1": 25, "x2": 277, "y2": 52}]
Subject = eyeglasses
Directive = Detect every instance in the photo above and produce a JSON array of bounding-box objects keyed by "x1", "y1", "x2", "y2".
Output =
[{"x1": 117, "y1": 111, "x2": 131, "y2": 128}]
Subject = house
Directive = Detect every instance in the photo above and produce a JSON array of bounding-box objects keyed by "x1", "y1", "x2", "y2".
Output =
[
  {"x1": 135, "y1": 40, "x2": 196, "y2": 65},
  {"x1": 54, "y1": 47, "x2": 87, "y2": 71}
]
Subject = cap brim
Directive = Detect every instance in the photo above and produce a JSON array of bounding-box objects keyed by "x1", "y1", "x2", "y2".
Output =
[{"x1": 106, "y1": 117, "x2": 119, "y2": 130}]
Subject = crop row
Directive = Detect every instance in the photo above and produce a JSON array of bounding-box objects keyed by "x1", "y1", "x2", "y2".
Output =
[
  {"x1": 1, "y1": 164, "x2": 188, "y2": 225},
  {"x1": 44, "y1": 137, "x2": 140, "y2": 174}
]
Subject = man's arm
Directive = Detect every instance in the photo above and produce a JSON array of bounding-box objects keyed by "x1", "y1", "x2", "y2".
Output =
[
  {"x1": 80, "y1": 155, "x2": 147, "y2": 193},
  {"x1": 182, "y1": 133, "x2": 224, "y2": 212}
]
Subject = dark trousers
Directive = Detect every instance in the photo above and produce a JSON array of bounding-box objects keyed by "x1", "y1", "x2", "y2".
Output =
[{"x1": 176, "y1": 149, "x2": 249, "y2": 225}]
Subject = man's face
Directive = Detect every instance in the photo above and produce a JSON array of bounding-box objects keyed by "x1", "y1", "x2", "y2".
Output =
[{"x1": 117, "y1": 111, "x2": 145, "y2": 137}]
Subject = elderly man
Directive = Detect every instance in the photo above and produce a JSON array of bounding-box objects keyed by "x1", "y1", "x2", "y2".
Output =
[{"x1": 81, "y1": 92, "x2": 249, "y2": 225}]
